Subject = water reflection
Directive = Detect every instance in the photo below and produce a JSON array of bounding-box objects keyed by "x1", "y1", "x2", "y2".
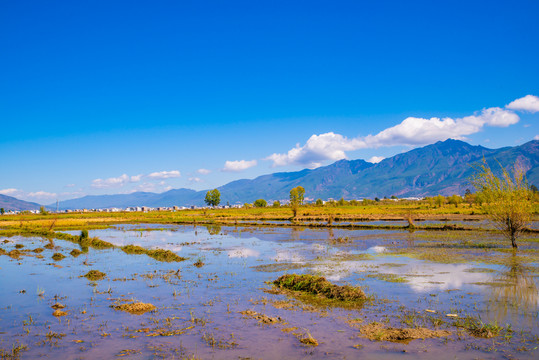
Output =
[
  {"x1": 486, "y1": 255, "x2": 538, "y2": 326},
  {"x1": 227, "y1": 248, "x2": 260, "y2": 258}
]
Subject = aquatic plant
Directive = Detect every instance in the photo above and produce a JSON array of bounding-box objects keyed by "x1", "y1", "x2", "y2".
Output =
[
  {"x1": 273, "y1": 274, "x2": 367, "y2": 301},
  {"x1": 83, "y1": 270, "x2": 107, "y2": 281}
]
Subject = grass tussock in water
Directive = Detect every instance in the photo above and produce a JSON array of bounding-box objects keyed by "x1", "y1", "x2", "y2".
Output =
[
  {"x1": 52, "y1": 252, "x2": 65, "y2": 261},
  {"x1": 83, "y1": 270, "x2": 106, "y2": 281},
  {"x1": 121, "y1": 244, "x2": 147, "y2": 254},
  {"x1": 113, "y1": 301, "x2": 156, "y2": 315},
  {"x1": 121, "y1": 244, "x2": 186, "y2": 262},
  {"x1": 70, "y1": 248, "x2": 82, "y2": 257},
  {"x1": 146, "y1": 249, "x2": 186, "y2": 262},
  {"x1": 273, "y1": 274, "x2": 367, "y2": 302}
]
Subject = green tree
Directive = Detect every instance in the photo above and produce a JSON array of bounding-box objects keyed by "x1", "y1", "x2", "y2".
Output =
[
  {"x1": 434, "y1": 195, "x2": 445, "y2": 208},
  {"x1": 40, "y1": 206, "x2": 48, "y2": 215},
  {"x1": 204, "y1": 189, "x2": 221, "y2": 207},
  {"x1": 289, "y1": 186, "x2": 305, "y2": 218},
  {"x1": 315, "y1": 198, "x2": 323, "y2": 206},
  {"x1": 447, "y1": 194, "x2": 462, "y2": 207},
  {"x1": 253, "y1": 199, "x2": 267, "y2": 207},
  {"x1": 472, "y1": 162, "x2": 533, "y2": 249},
  {"x1": 338, "y1": 197, "x2": 346, "y2": 206},
  {"x1": 272, "y1": 200, "x2": 280, "y2": 208},
  {"x1": 0, "y1": 208, "x2": 4, "y2": 215}
]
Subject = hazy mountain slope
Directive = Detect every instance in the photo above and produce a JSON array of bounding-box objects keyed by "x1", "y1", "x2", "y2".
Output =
[{"x1": 0, "y1": 194, "x2": 42, "y2": 211}]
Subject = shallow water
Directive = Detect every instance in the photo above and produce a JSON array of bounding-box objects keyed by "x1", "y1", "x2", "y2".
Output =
[{"x1": 1, "y1": 225, "x2": 537, "y2": 359}]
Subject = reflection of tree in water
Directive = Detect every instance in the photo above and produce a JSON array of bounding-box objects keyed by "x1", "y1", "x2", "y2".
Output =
[
  {"x1": 487, "y1": 255, "x2": 538, "y2": 328},
  {"x1": 328, "y1": 229, "x2": 335, "y2": 242},
  {"x1": 205, "y1": 224, "x2": 221, "y2": 235}
]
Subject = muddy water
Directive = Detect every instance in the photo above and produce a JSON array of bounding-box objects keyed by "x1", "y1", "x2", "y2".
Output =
[{"x1": 0, "y1": 225, "x2": 537, "y2": 359}]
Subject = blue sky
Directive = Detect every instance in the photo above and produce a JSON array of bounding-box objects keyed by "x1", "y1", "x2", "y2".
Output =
[{"x1": 1, "y1": 0, "x2": 538, "y2": 203}]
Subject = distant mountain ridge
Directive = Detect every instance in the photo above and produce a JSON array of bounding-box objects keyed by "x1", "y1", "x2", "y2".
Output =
[
  {"x1": 6, "y1": 139, "x2": 537, "y2": 211},
  {"x1": 0, "y1": 194, "x2": 42, "y2": 211}
]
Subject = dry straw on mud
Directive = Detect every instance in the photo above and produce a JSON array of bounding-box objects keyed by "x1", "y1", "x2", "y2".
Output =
[{"x1": 360, "y1": 322, "x2": 450, "y2": 342}]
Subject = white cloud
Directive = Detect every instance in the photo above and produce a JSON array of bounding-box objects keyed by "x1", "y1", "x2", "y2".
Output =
[
  {"x1": 147, "y1": 170, "x2": 181, "y2": 179},
  {"x1": 64, "y1": 184, "x2": 76, "y2": 188},
  {"x1": 91, "y1": 174, "x2": 140, "y2": 189},
  {"x1": 222, "y1": 159, "x2": 257, "y2": 172},
  {"x1": 506, "y1": 95, "x2": 539, "y2": 113},
  {"x1": 0, "y1": 188, "x2": 22, "y2": 196},
  {"x1": 266, "y1": 101, "x2": 522, "y2": 167},
  {"x1": 266, "y1": 132, "x2": 365, "y2": 168},
  {"x1": 197, "y1": 168, "x2": 211, "y2": 175},
  {"x1": 189, "y1": 177, "x2": 203, "y2": 183},
  {"x1": 368, "y1": 156, "x2": 385, "y2": 164},
  {"x1": 27, "y1": 191, "x2": 57, "y2": 200},
  {"x1": 534, "y1": 135, "x2": 539, "y2": 140}
]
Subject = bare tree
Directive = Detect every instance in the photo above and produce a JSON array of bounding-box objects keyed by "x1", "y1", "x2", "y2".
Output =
[{"x1": 472, "y1": 161, "x2": 533, "y2": 249}]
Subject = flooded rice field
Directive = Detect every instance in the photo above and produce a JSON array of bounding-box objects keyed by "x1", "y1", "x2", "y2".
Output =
[{"x1": 1, "y1": 224, "x2": 538, "y2": 359}]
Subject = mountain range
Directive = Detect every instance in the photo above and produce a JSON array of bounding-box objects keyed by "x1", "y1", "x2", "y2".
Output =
[
  {"x1": 3, "y1": 139, "x2": 538, "y2": 211},
  {"x1": 0, "y1": 194, "x2": 42, "y2": 211}
]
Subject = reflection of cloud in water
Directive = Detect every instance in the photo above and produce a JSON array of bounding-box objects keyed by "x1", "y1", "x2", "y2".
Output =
[
  {"x1": 403, "y1": 264, "x2": 493, "y2": 291},
  {"x1": 311, "y1": 244, "x2": 327, "y2": 252},
  {"x1": 313, "y1": 261, "x2": 495, "y2": 292},
  {"x1": 272, "y1": 250, "x2": 303, "y2": 262},
  {"x1": 368, "y1": 246, "x2": 386, "y2": 253},
  {"x1": 227, "y1": 248, "x2": 260, "y2": 258}
]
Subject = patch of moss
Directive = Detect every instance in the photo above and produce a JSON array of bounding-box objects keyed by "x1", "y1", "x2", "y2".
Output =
[
  {"x1": 83, "y1": 270, "x2": 106, "y2": 281},
  {"x1": 273, "y1": 274, "x2": 367, "y2": 302}
]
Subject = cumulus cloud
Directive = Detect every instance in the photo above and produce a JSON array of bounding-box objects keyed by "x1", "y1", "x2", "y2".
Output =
[
  {"x1": 222, "y1": 159, "x2": 257, "y2": 172},
  {"x1": 368, "y1": 156, "x2": 385, "y2": 164},
  {"x1": 147, "y1": 170, "x2": 181, "y2": 179},
  {"x1": 266, "y1": 133, "x2": 365, "y2": 168},
  {"x1": 197, "y1": 168, "x2": 211, "y2": 175},
  {"x1": 91, "y1": 174, "x2": 141, "y2": 189},
  {"x1": 27, "y1": 191, "x2": 57, "y2": 200},
  {"x1": 0, "y1": 188, "x2": 21, "y2": 196},
  {"x1": 506, "y1": 95, "x2": 539, "y2": 113},
  {"x1": 266, "y1": 99, "x2": 525, "y2": 167},
  {"x1": 189, "y1": 177, "x2": 203, "y2": 183},
  {"x1": 534, "y1": 135, "x2": 539, "y2": 140}
]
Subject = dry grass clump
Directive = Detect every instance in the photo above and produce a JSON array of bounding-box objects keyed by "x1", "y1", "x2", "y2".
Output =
[
  {"x1": 146, "y1": 249, "x2": 186, "y2": 262},
  {"x1": 239, "y1": 310, "x2": 283, "y2": 324},
  {"x1": 360, "y1": 322, "x2": 450, "y2": 342},
  {"x1": 52, "y1": 252, "x2": 65, "y2": 261},
  {"x1": 33, "y1": 247, "x2": 44, "y2": 253},
  {"x1": 8, "y1": 249, "x2": 21, "y2": 258},
  {"x1": 274, "y1": 274, "x2": 367, "y2": 302},
  {"x1": 70, "y1": 248, "x2": 82, "y2": 257},
  {"x1": 83, "y1": 270, "x2": 107, "y2": 281},
  {"x1": 113, "y1": 301, "x2": 156, "y2": 315},
  {"x1": 52, "y1": 309, "x2": 68, "y2": 317}
]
